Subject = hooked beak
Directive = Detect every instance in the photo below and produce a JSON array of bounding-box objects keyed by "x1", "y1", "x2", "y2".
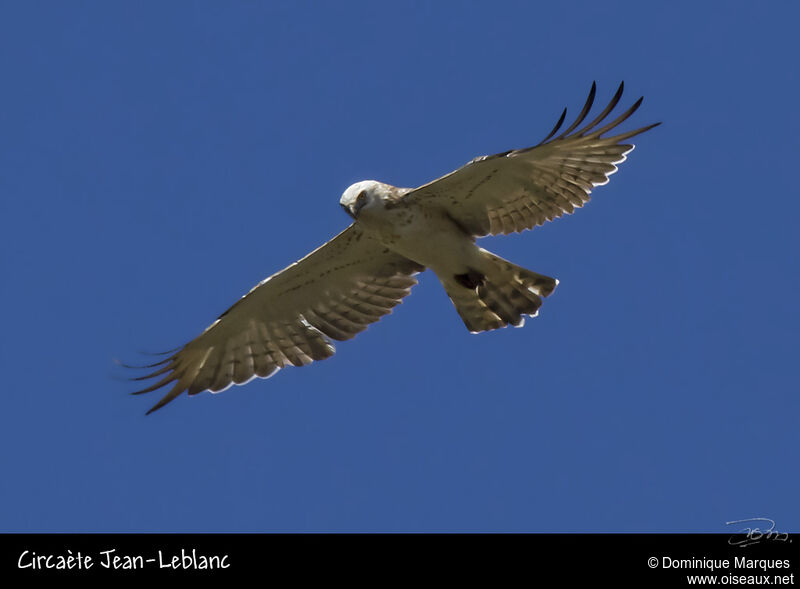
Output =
[{"x1": 341, "y1": 203, "x2": 356, "y2": 219}]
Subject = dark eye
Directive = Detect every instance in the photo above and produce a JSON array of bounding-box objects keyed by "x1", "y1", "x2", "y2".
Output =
[{"x1": 356, "y1": 190, "x2": 367, "y2": 205}]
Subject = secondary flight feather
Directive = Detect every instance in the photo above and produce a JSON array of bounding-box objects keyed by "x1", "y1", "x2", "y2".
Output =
[{"x1": 130, "y1": 82, "x2": 659, "y2": 414}]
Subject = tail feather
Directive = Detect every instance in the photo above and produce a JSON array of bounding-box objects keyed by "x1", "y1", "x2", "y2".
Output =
[{"x1": 443, "y1": 249, "x2": 558, "y2": 333}]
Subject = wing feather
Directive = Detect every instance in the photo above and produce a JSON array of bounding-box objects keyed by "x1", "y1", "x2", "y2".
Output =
[
  {"x1": 405, "y1": 82, "x2": 659, "y2": 236},
  {"x1": 132, "y1": 225, "x2": 422, "y2": 413}
]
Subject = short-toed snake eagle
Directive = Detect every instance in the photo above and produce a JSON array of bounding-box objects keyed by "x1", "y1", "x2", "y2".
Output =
[{"x1": 132, "y1": 82, "x2": 658, "y2": 413}]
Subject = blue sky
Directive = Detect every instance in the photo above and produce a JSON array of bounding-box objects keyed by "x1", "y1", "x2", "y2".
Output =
[{"x1": 1, "y1": 1, "x2": 798, "y2": 532}]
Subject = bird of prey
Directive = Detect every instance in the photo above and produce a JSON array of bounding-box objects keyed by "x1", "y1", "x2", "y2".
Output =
[{"x1": 131, "y1": 82, "x2": 658, "y2": 414}]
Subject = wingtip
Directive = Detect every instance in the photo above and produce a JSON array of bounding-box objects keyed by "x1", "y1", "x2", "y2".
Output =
[
  {"x1": 144, "y1": 389, "x2": 180, "y2": 415},
  {"x1": 116, "y1": 356, "x2": 173, "y2": 370},
  {"x1": 136, "y1": 346, "x2": 181, "y2": 356},
  {"x1": 538, "y1": 106, "x2": 568, "y2": 145},
  {"x1": 636, "y1": 121, "x2": 663, "y2": 134}
]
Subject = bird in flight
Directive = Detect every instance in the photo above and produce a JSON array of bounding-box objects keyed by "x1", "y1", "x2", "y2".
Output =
[{"x1": 131, "y1": 82, "x2": 659, "y2": 414}]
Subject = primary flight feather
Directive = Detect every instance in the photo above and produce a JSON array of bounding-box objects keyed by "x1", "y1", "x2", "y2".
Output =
[{"x1": 132, "y1": 82, "x2": 659, "y2": 414}]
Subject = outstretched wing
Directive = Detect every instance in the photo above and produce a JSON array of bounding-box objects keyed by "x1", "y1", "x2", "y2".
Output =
[
  {"x1": 132, "y1": 224, "x2": 423, "y2": 414},
  {"x1": 404, "y1": 82, "x2": 659, "y2": 236}
]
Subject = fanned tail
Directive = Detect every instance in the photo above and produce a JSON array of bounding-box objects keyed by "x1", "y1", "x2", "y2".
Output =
[{"x1": 442, "y1": 249, "x2": 558, "y2": 333}]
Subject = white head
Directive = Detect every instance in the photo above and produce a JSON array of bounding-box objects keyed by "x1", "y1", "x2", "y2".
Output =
[{"x1": 340, "y1": 180, "x2": 389, "y2": 219}]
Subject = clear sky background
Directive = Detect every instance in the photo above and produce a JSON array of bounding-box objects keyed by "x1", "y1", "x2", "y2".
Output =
[{"x1": 1, "y1": 1, "x2": 798, "y2": 532}]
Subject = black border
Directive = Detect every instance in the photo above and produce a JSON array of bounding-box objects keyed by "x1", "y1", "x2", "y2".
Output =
[{"x1": 2, "y1": 533, "x2": 797, "y2": 581}]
